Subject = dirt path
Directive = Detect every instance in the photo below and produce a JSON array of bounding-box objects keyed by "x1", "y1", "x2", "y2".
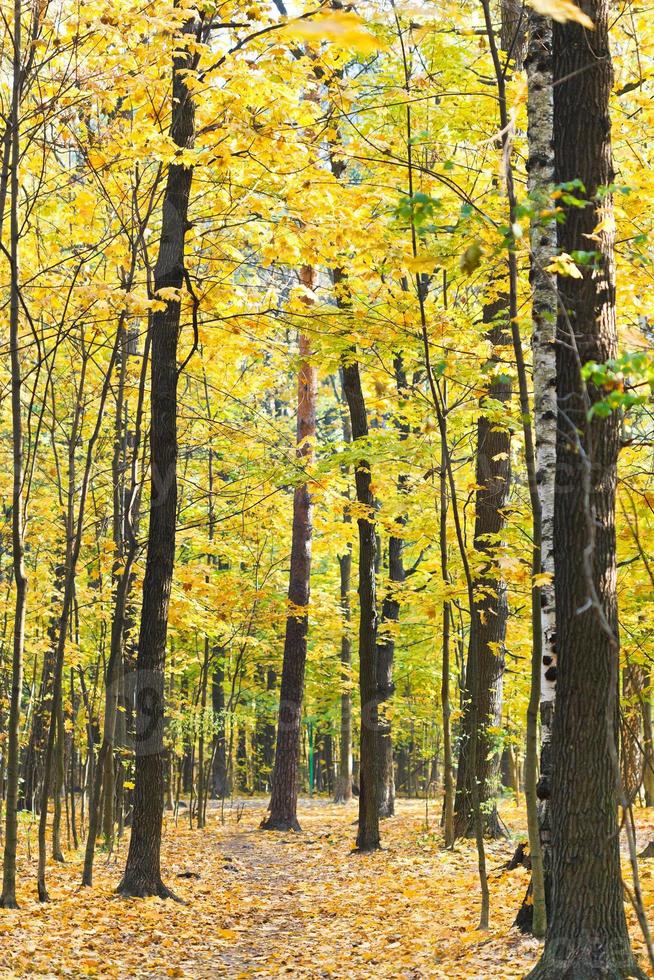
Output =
[{"x1": 0, "y1": 798, "x2": 651, "y2": 978}]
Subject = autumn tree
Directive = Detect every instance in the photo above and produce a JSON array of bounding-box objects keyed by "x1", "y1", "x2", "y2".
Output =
[
  {"x1": 262, "y1": 268, "x2": 318, "y2": 832},
  {"x1": 118, "y1": 13, "x2": 200, "y2": 899},
  {"x1": 528, "y1": 1, "x2": 644, "y2": 975}
]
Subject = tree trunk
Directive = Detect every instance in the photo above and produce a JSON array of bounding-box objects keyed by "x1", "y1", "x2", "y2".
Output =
[
  {"x1": 376, "y1": 534, "x2": 401, "y2": 819},
  {"x1": 515, "y1": 6, "x2": 558, "y2": 936},
  {"x1": 643, "y1": 670, "x2": 654, "y2": 807},
  {"x1": 1, "y1": 1, "x2": 25, "y2": 904},
  {"x1": 211, "y1": 654, "x2": 229, "y2": 799},
  {"x1": 453, "y1": 296, "x2": 511, "y2": 840},
  {"x1": 334, "y1": 547, "x2": 353, "y2": 803},
  {"x1": 528, "y1": 4, "x2": 644, "y2": 976},
  {"x1": 117, "y1": 17, "x2": 197, "y2": 899},
  {"x1": 376, "y1": 354, "x2": 410, "y2": 820},
  {"x1": 339, "y1": 331, "x2": 380, "y2": 852},
  {"x1": 262, "y1": 279, "x2": 318, "y2": 832}
]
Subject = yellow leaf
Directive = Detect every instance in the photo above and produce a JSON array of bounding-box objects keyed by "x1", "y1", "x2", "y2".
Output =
[
  {"x1": 533, "y1": 572, "x2": 554, "y2": 587},
  {"x1": 281, "y1": 12, "x2": 384, "y2": 54},
  {"x1": 545, "y1": 252, "x2": 584, "y2": 279},
  {"x1": 405, "y1": 254, "x2": 441, "y2": 273},
  {"x1": 527, "y1": 0, "x2": 594, "y2": 29}
]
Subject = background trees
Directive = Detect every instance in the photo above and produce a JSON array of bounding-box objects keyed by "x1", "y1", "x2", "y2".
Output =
[{"x1": 0, "y1": 3, "x2": 649, "y2": 975}]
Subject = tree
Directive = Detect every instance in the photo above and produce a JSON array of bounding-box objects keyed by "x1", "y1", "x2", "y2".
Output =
[
  {"x1": 117, "y1": 14, "x2": 199, "y2": 899},
  {"x1": 262, "y1": 268, "x2": 318, "y2": 832},
  {"x1": 453, "y1": 295, "x2": 512, "y2": 840},
  {"x1": 528, "y1": 2, "x2": 644, "y2": 975},
  {"x1": 514, "y1": 4, "x2": 558, "y2": 937},
  {"x1": 0, "y1": 0, "x2": 26, "y2": 909},
  {"x1": 337, "y1": 271, "x2": 380, "y2": 851}
]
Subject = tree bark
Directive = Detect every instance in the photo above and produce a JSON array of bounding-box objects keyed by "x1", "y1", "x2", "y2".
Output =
[
  {"x1": 453, "y1": 296, "x2": 511, "y2": 840},
  {"x1": 1, "y1": 0, "x2": 25, "y2": 904},
  {"x1": 262, "y1": 273, "x2": 318, "y2": 832},
  {"x1": 528, "y1": 3, "x2": 644, "y2": 975},
  {"x1": 338, "y1": 305, "x2": 380, "y2": 851},
  {"x1": 334, "y1": 546, "x2": 353, "y2": 803},
  {"x1": 211, "y1": 653, "x2": 229, "y2": 799},
  {"x1": 117, "y1": 17, "x2": 197, "y2": 899},
  {"x1": 376, "y1": 354, "x2": 410, "y2": 820},
  {"x1": 515, "y1": 6, "x2": 558, "y2": 936},
  {"x1": 376, "y1": 531, "x2": 401, "y2": 819}
]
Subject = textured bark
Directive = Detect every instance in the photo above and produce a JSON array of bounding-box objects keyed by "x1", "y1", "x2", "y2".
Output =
[
  {"x1": 500, "y1": 0, "x2": 527, "y2": 68},
  {"x1": 334, "y1": 546, "x2": 353, "y2": 803},
  {"x1": 453, "y1": 297, "x2": 511, "y2": 840},
  {"x1": 338, "y1": 296, "x2": 380, "y2": 851},
  {"x1": 376, "y1": 531, "x2": 402, "y2": 819},
  {"x1": 528, "y1": 4, "x2": 644, "y2": 976},
  {"x1": 515, "y1": 7, "x2": 558, "y2": 936},
  {"x1": 262, "y1": 280, "x2": 317, "y2": 833},
  {"x1": 211, "y1": 654, "x2": 229, "y2": 799},
  {"x1": 117, "y1": 19, "x2": 197, "y2": 899}
]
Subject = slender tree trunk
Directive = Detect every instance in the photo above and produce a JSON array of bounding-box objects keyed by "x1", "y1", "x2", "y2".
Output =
[
  {"x1": 69, "y1": 669, "x2": 78, "y2": 851},
  {"x1": 196, "y1": 640, "x2": 209, "y2": 829},
  {"x1": 528, "y1": 4, "x2": 644, "y2": 975},
  {"x1": 643, "y1": 670, "x2": 654, "y2": 807},
  {"x1": 376, "y1": 354, "x2": 410, "y2": 820},
  {"x1": 0, "y1": 0, "x2": 25, "y2": 904},
  {"x1": 118, "y1": 17, "x2": 198, "y2": 898},
  {"x1": 334, "y1": 547, "x2": 353, "y2": 803},
  {"x1": 262, "y1": 272, "x2": 318, "y2": 832},
  {"x1": 82, "y1": 562, "x2": 137, "y2": 886},
  {"x1": 376, "y1": 535, "x2": 401, "y2": 819},
  {"x1": 211, "y1": 654, "x2": 229, "y2": 799},
  {"x1": 440, "y1": 432, "x2": 455, "y2": 848},
  {"x1": 515, "y1": 7, "x2": 558, "y2": 936},
  {"x1": 621, "y1": 663, "x2": 645, "y2": 806},
  {"x1": 52, "y1": 703, "x2": 65, "y2": 862},
  {"x1": 453, "y1": 297, "x2": 511, "y2": 840},
  {"x1": 339, "y1": 326, "x2": 380, "y2": 852}
]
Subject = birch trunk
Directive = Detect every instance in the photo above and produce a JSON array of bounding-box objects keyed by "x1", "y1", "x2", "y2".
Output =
[{"x1": 515, "y1": 7, "x2": 558, "y2": 935}]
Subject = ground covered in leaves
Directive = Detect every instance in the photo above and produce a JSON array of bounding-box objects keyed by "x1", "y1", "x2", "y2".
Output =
[{"x1": 1, "y1": 798, "x2": 653, "y2": 978}]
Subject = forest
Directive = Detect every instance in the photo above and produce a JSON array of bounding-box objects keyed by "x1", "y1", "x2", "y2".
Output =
[{"x1": 0, "y1": 0, "x2": 652, "y2": 976}]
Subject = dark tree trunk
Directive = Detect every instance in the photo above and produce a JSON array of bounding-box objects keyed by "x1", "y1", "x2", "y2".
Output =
[
  {"x1": 262, "y1": 304, "x2": 317, "y2": 833},
  {"x1": 117, "y1": 18, "x2": 197, "y2": 899},
  {"x1": 454, "y1": 297, "x2": 511, "y2": 840},
  {"x1": 376, "y1": 354, "x2": 410, "y2": 820},
  {"x1": 376, "y1": 534, "x2": 402, "y2": 819},
  {"x1": 334, "y1": 547, "x2": 353, "y2": 803},
  {"x1": 1, "y1": 7, "x2": 26, "y2": 902},
  {"x1": 211, "y1": 653, "x2": 229, "y2": 799},
  {"x1": 528, "y1": 4, "x2": 643, "y2": 976},
  {"x1": 339, "y1": 340, "x2": 380, "y2": 852}
]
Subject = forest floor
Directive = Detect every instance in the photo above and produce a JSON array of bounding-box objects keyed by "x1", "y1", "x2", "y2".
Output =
[{"x1": 0, "y1": 798, "x2": 653, "y2": 978}]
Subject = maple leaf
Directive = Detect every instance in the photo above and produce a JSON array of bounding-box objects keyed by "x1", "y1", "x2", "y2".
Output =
[
  {"x1": 281, "y1": 12, "x2": 385, "y2": 54},
  {"x1": 527, "y1": 0, "x2": 594, "y2": 28}
]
